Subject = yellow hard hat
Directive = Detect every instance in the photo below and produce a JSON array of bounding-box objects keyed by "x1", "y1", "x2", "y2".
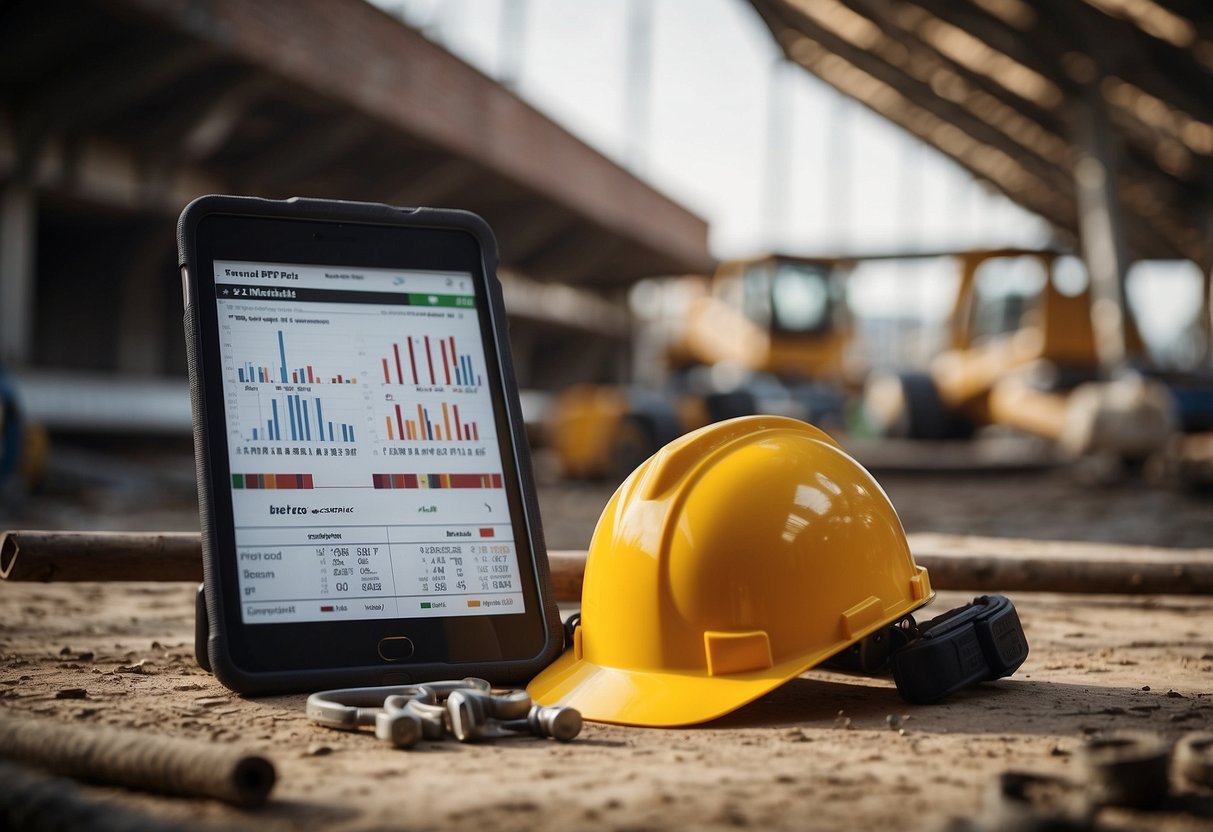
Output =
[{"x1": 528, "y1": 415, "x2": 933, "y2": 726}]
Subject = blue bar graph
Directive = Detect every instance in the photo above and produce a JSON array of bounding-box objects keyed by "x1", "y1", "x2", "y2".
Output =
[
  {"x1": 242, "y1": 391, "x2": 357, "y2": 445},
  {"x1": 278, "y1": 331, "x2": 288, "y2": 383}
]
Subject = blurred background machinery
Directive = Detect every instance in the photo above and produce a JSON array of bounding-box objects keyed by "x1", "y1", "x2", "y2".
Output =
[{"x1": 550, "y1": 253, "x2": 854, "y2": 478}]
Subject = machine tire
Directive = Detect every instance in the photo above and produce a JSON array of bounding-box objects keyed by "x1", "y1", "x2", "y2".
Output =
[
  {"x1": 1175, "y1": 732, "x2": 1213, "y2": 789},
  {"x1": 608, "y1": 416, "x2": 658, "y2": 482},
  {"x1": 702, "y1": 390, "x2": 757, "y2": 423},
  {"x1": 899, "y1": 373, "x2": 974, "y2": 440},
  {"x1": 865, "y1": 372, "x2": 973, "y2": 440},
  {"x1": 1080, "y1": 731, "x2": 1171, "y2": 809}
]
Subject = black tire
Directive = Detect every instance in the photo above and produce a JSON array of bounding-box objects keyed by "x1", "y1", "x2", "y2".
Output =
[
  {"x1": 702, "y1": 390, "x2": 757, "y2": 423},
  {"x1": 607, "y1": 416, "x2": 658, "y2": 482},
  {"x1": 898, "y1": 373, "x2": 974, "y2": 440},
  {"x1": 1080, "y1": 732, "x2": 1171, "y2": 810}
]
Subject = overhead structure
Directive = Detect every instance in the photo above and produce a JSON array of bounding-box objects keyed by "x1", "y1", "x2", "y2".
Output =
[
  {"x1": 748, "y1": 0, "x2": 1213, "y2": 270},
  {"x1": 0, "y1": 0, "x2": 712, "y2": 413},
  {"x1": 1, "y1": 0, "x2": 711, "y2": 286}
]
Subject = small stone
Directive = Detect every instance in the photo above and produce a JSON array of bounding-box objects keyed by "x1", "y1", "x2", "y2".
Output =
[
  {"x1": 76, "y1": 652, "x2": 94, "y2": 662},
  {"x1": 305, "y1": 744, "x2": 333, "y2": 757},
  {"x1": 720, "y1": 804, "x2": 749, "y2": 827},
  {"x1": 58, "y1": 646, "x2": 72, "y2": 656},
  {"x1": 1166, "y1": 689, "x2": 1184, "y2": 698},
  {"x1": 1142, "y1": 685, "x2": 1151, "y2": 692},
  {"x1": 1049, "y1": 744, "x2": 1069, "y2": 757},
  {"x1": 116, "y1": 659, "x2": 154, "y2": 674},
  {"x1": 55, "y1": 688, "x2": 88, "y2": 700}
]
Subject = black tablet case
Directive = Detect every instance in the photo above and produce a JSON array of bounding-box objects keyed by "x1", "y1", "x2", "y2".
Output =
[{"x1": 178, "y1": 195, "x2": 563, "y2": 694}]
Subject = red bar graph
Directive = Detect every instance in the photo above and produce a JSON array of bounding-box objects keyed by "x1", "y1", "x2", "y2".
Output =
[{"x1": 379, "y1": 336, "x2": 481, "y2": 388}]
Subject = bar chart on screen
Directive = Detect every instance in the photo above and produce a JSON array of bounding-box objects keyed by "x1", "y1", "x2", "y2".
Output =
[
  {"x1": 378, "y1": 334, "x2": 482, "y2": 388},
  {"x1": 225, "y1": 323, "x2": 364, "y2": 386},
  {"x1": 242, "y1": 391, "x2": 364, "y2": 444},
  {"x1": 381, "y1": 400, "x2": 482, "y2": 442}
]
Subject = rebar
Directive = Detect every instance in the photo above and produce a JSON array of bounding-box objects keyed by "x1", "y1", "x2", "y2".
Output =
[{"x1": 0, "y1": 714, "x2": 275, "y2": 808}]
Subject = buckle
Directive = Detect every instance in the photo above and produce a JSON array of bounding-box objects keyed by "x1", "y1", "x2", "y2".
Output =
[
  {"x1": 891, "y1": 595, "x2": 1029, "y2": 704},
  {"x1": 822, "y1": 616, "x2": 917, "y2": 674}
]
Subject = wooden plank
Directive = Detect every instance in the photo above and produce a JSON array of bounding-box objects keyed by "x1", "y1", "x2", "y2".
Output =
[
  {"x1": 0, "y1": 531, "x2": 202, "y2": 582},
  {"x1": 5, "y1": 529, "x2": 1213, "y2": 596},
  {"x1": 551, "y1": 535, "x2": 1213, "y2": 599}
]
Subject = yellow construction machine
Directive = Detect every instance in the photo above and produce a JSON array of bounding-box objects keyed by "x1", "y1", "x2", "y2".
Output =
[
  {"x1": 550, "y1": 254, "x2": 855, "y2": 479},
  {"x1": 0, "y1": 366, "x2": 48, "y2": 498},
  {"x1": 862, "y1": 248, "x2": 1176, "y2": 461}
]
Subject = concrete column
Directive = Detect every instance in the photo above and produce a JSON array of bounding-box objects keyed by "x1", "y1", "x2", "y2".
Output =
[
  {"x1": 115, "y1": 234, "x2": 170, "y2": 375},
  {"x1": 0, "y1": 184, "x2": 36, "y2": 367},
  {"x1": 1072, "y1": 92, "x2": 1139, "y2": 371},
  {"x1": 1202, "y1": 213, "x2": 1213, "y2": 370}
]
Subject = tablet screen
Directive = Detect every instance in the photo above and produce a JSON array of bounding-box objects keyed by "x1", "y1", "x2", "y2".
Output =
[{"x1": 213, "y1": 260, "x2": 525, "y2": 624}]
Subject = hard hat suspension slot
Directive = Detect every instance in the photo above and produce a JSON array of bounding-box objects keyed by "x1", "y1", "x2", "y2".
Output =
[{"x1": 703, "y1": 630, "x2": 774, "y2": 676}]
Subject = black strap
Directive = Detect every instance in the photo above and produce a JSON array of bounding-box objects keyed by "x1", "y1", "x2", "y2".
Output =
[
  {"x1": 563, "y1": 613, "x2": 581, "y2": 651},
  {"x1": 824, "y1": 595, "x2": 1029, "y2": 705}
]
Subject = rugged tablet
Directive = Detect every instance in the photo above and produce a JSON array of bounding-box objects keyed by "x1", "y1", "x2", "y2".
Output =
[{"x1": 178, "y1": 195, "x2": 561, "y2": 694}]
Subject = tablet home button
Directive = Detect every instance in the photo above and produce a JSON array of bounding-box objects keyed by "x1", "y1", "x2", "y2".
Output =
[{"x1": 377, "y1": 636, "x2": 414, "y2": 662}]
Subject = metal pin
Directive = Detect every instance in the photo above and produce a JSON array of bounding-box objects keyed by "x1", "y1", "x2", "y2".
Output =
[
  {"x1": 446, "y1": 690, "x2": 496, "y2": 742},
  {"x1": 374, "y1": 710, "x2": 422, "y2": 749},
  {"x1": 497, "y1": 705, "x2": 582, "y2": 742},
  {"x1": 401, "y1": 699, "x2": 449, "y2": 741}
]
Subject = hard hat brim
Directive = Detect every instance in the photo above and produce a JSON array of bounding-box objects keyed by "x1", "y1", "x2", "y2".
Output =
[{"x1": 527, "y1": 643, "x2": 832, "y2": 728}]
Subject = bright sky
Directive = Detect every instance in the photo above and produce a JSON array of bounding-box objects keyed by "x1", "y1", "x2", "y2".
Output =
[
  {"x1": 380, "y1": 0, "x2": 1048, "y2": 255},
  {"x1": 372, "y1": 0, "x2": 1203, "y2": 354}
]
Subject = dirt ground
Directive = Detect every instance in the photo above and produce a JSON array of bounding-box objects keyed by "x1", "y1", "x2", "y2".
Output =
[{"x1": 1, "y1": 439, "x2": 1213, "y2": 831}]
